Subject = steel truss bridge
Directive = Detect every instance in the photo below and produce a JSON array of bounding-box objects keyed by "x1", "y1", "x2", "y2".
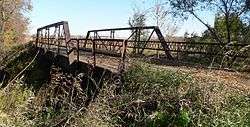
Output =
[{"x1": 35, "y1": 21, "x2": 249, "y2": 73}]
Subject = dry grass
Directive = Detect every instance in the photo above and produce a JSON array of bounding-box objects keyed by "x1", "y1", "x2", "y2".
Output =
[
  {"x1": 85, "y1": 62, "x2": 250, "y2": 126},
  {"x1": 0, "y1": 47, "x2": 249, "y2": 126}
]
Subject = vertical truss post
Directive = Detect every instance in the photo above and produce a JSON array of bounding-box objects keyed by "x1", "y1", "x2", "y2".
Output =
[
  {"x1": 54, "y1": 26, "x2": 58, "y2": 46},
  {"x1": 36, "y1": 29, "x2": 39, "y2": 47},
  {"x1": 110, "y1": 30, "x2": 115, "y2": 39},
  {"x1": 47, "y1": 28, "x2": 50, "y2": 50},
  {"x1": 45, "y1": 29, "x2": 47, "y2": 48},
  {"x1": 138, "y1": 29, "x2": 141, "y2": 54},
  {"x1": 140, "y1": 29, "x2": 155, "y2": 54},
  {"x1": 77, "y1": 39, "x2": 80, "y2": 63},
  {"x1": 57, "y1": 25, "x2": 61, "y2": 54},
  {"x1": 92, "y1": 39, "x2": 96, "y2": 68},
  {"x1": 133, "y1": 29, "x2": 138, "y2": 54},
  {"x1": 94, "y1": 32, "x2": 97, "y2": 39},
  {"x1": 63, "y1": 21, "x2": 71, "y2": 43},
  {"x1": 40, "y1": 31, "x2": 43, "y2": 47},
  {"x1": 84, "y1": 32, "x2": 90, "y2": 48}
]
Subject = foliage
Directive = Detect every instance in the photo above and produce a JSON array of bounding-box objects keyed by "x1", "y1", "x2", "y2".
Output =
[
  {"x1": 182, "y1": 19, "x2": 250, "y2": 69},
  {"x1": 129, "y1": 8, "x2": 147, "y2": 29},
  {"x1": 27, "y1": 67, "x2": 88, "y2": 126},
  {"x1": 242, "y1": 24, "x2": 250, "y2": 43},
  {"x1": 168, "y1": 0, "x2": 250, "y2": 44},
  {"x1": 0, "y1": 80, "x2": 34, "y2": 126},
  {"x1": 215, "y1": 14, "x2": 242, "y2": 42},
  {"x1": 109, "y1": 63, "x2": 192, "y2": 126},
  {"x1": 0, "y1": 43, "x2": 27, "y2": 64},
  {"x1": 128, "y1": 8, "x2": 149, "y2": 54},
  {"x1": 0, "y1": 0, "x2": 32, "y2": 46}
]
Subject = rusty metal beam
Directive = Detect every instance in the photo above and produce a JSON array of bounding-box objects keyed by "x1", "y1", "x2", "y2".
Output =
[
  {"x1": 88, "y1": 26, "x2": 157, "y2": 32},
  {"x1": 85, "y1": 26, "x2": 173, "y2": 59}
]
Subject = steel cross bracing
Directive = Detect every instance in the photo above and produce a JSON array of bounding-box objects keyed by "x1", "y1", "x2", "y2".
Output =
[{"x1": 83, "y1": 26, "x2": 173, "y2": 60}]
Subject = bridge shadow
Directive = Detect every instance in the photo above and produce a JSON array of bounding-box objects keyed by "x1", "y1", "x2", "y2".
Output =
[
  {"x1": 24, "y1": 48, "x2": 114, "y2": 107},
  {"x1": 0, "y1": 46, "x2": 47, "y2": 88},
  {"x1": 0, "y1": 46, "x2": 118, "y2": 107},
  {"x1": 69, "y1": 61, "x2": 113, "y2": 106},
  {"x1": 25, "y1": 48, "x2": 54, "y2": 90}
]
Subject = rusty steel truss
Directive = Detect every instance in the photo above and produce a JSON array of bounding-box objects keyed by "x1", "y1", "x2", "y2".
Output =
[
  {"x1": 83, "y1": 26, "x2": 173, "y2": 59},
  {"x1": 35, "y1": 21, "x2": 174, "y2": 72},
  {"x1": 36, "y1": 21, "x2": 74, "y2": 55},
  {"x1": 35, "y1": 21, "x2": 249, "y2": 72}
]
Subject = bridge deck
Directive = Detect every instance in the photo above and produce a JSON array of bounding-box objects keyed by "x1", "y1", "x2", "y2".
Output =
[
  {"x1": 46, "y1": 45, "x2": 126, "y2": 73},
  {"x1": 78, "y1": 52, "x2": 124, "y2": 72}
]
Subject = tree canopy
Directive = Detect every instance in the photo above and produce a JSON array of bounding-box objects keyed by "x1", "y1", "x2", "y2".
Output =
[
  {"x1": 214, "y1": 13, "x2": 249, "y2": 43},
  {"x1": 0, "y1": 0, "x2": 32, "y2": 47},
  {"x1": 168, "y1": 0, "x2": 250, "y2": 44}
]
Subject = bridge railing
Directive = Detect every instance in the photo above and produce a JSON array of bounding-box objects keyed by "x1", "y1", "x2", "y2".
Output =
[
  {"x1": 47, "y1": 38, "x2": 128, "y2": 72},
  {"x1": 34, "y1": 37, "x2": 249, "y2": 71},
  {"x1": 126, "y1": 41, "x2": 248, "y2": 57},
  {"x1": 35, "y1": 37, "x2": 249, "y2": 58}
]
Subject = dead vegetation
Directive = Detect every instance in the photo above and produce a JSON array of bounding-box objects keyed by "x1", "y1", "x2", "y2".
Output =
[{"x1": 0, "y1": 46, "x2": 249, "y2": 127}]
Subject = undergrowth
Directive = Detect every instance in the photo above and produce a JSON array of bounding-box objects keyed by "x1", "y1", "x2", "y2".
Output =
[
  {"x1": 0, "y1": 56, "x2": 249, "y2": 126},
  {"x1": 86, "y1": 63, "x2": 250, "y2": 127},
  {"x1": 0, "y1": 43, "x2": 36, "y2": 87}
]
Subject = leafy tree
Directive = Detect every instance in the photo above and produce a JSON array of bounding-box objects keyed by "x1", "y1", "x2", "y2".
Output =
[
  {"x1": 0, "y1": 0, "x2": 32, "y2": 47},
  {"x1": 128, "y1": 8, "x2": 148, "y2": 54},
  {"x1": 168, "y1": 0, "x2": 250, "y2": 44},
  {"x1": 214, "y1": 13, "x2": 246, "y2": 43},
  {"x1": 200, "y1": 13, "x2": 249, "y2": 43},
  {"x1": 129, "y1": 9, "x2": 147, "y2": 29}
]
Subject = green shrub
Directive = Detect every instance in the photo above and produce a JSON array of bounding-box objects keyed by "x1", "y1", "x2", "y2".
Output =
[
  {"x1": 147, "y1": 112, "x2": 172, "y2": 127},
  {"x1": 0, "y1": 81, "x2": 34, "y2": 126},
  {"x1": 176, "y1": 109, "x2": 190, "y2": 127}
]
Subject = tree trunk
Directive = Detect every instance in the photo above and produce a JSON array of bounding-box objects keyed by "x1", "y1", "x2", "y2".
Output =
[
  {"x1": 189, "y1": 11, "x2": 224, "y2": 44},
  {"x1": 225, "y1": 13, "x2": 231, "y2": 44}
]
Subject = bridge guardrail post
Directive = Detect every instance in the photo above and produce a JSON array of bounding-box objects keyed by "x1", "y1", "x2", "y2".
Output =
[{"x1": 121, "y1": 39, "x2": 128, "y2": 73}]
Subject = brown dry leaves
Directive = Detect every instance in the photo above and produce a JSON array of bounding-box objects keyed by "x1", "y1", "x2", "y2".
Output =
[{"x1": 191, "y1": 69, "x2": 250, "y2": 94}]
